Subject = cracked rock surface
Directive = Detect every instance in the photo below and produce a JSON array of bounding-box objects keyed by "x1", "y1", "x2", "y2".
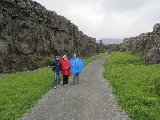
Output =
[{"x1": 20, "y1": 55, "x2": 131, "y2": 120}]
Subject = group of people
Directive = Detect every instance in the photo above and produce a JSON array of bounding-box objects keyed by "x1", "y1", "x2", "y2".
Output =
[{"x1": 50, "y1": 54, "x2": 84, "y2": 89}]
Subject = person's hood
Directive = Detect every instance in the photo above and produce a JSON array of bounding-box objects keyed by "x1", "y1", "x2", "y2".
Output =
[{"x1": 73, "y1": 53, "x2": 77, "y2": 57}]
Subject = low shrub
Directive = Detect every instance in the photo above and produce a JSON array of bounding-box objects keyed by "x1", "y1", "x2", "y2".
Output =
[{"x1": 40, "y1": 57, "x2": 53, "y2": 68}]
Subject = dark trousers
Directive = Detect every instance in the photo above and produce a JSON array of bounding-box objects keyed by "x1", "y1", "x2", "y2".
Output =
[{"x1": 63, "y1": 75, "x2": 69, "y2": 85}]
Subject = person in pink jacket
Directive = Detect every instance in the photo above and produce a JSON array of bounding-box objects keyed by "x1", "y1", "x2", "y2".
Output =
[{"x1": 61, "y1": 55, "x2": 71, "y2": 87}]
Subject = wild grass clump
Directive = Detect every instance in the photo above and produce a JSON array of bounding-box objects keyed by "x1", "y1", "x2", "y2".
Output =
[{"x1": 103, "y1": 52, "x2": 160, "y2": 120}]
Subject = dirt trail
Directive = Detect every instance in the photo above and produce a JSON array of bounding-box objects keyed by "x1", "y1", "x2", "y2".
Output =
[{"x1": 20, "y1": 55, "x2": 130, "y2": 120}]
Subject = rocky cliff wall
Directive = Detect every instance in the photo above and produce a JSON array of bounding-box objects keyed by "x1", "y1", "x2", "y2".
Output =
[
  {"x1": 121, "y1": 23, "x2": 160, "y2": 65},
  {"x1": 0, "y1": 0, "x2": 105, "y2": 73},
  {"x1": 105, "y1": 23, "x2": 160, "y2": 65}
]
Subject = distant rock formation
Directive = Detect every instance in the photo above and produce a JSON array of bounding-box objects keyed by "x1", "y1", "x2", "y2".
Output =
[
  {"x1": 97, "y1": 38, "x2": 123, "y2": 44},
  {"x1": 0, "y1": 0, "x2": 105, "y2": 73},
  {"x1": 105, "y1": 23, "x2": 160, "y2": 65}
]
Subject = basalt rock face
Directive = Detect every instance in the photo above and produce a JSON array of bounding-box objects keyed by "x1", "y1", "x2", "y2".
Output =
[
  {"x1": 121, "y1": 23, "x2": 160, "y2": 65},
  {"x1": 105, "y1": 23, "x2": 160, "y2": 65},
  {"x1": 0, "y1": 0, "x2": 105, "y2": 73},
  {"x1": 105, "y1": 44, "x2": 122, "y2": 51},
  {"x1": 122, "y1": 32, "x2": 159, "y2": 54},
  {"x1": 145, "y1": 24, "x2": 160, "y2": 65}
]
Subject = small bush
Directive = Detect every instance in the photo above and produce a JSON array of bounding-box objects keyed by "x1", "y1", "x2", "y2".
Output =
[{"x1": 40, "y1": 57, "x2": 53, "y2": 68}]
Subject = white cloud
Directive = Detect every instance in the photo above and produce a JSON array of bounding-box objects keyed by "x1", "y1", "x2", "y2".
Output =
[{"x1": 34, "y1": 0, "x2": 160, "y2": 40}]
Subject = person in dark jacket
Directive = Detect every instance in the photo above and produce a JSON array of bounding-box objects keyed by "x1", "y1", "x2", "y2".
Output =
[{"x1": 50, "y1": 55, "x2": 62, "y2": 89}]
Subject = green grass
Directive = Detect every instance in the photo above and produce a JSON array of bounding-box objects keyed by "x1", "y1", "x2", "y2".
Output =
[
  {"x1": 0, "y1": 68, "x2": 53, "y2": 120},
  {"x1": 0, "y1": 52, "x2": 105, "y2": 120},
  {"x1": 82, "y1": 52, "x2": 106, "y2": 66},
  {"x1": 103, "y1": 52, "x2": 160, "y2": 120}
]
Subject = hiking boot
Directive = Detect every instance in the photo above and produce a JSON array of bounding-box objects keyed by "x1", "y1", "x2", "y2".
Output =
[
  {"x1": 64, "y1": 85, "x2": 66, "y2": 87},
  {"x1": 67, "y1": 84, "x2": 69, "y2": 86},
  {"x1": 54, "y1": 86, "x2": 57, "y2": 89}
]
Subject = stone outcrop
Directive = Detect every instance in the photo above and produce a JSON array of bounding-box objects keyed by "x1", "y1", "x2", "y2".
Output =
[
  {"x1": 0, "y1": 0, "x2": 105, "y2": 73},
  {"x1": 105, "y1": 44, "x2": 122, "y2": 51},
  {"x1": 105, "y1": 23, "x2": 160, "y2": 65},
  {"x1": 121, "y1": 23, "x2": 160, "y2": 65},
  {"x1": 96, "y1": 40, "x2": 106, "y2": 52}
]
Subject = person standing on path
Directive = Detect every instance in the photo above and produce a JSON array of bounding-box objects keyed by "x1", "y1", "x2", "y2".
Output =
[
  {"x1": 61, "y1": 54, "x2": 71, "y2": 87},
  {"x1": 70, "y1": 53, "x2": 84, "y2": 85},
  {"x1": 50, "y1": 55, "x2": 62, "y2": 89}
]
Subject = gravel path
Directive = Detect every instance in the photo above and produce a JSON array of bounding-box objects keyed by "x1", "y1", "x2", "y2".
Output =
[{"x1": 20, "y1": 55, "x2": 131, "y2": 120}]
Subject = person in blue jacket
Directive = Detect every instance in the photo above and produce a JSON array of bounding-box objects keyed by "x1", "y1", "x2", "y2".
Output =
[{"x1": 70, "y1": 53, "x2": 84, "y2": 85}]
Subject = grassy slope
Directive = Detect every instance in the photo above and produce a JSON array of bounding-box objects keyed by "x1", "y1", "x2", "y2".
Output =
[
  {"x1": 0, "y1": 53, "x2": 105, "y2": 120},
  {"x1": 103, "y1": 52, "x2": 160, "y2": 120}
]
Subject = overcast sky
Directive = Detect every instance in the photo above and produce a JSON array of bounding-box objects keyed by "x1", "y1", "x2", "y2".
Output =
[{"x1": 34, "y1": 0, "x2": 160, "y2": 40}]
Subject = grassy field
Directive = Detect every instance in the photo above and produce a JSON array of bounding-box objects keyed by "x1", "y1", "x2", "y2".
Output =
[
  {"x1": 0, "y1": 52, "x2": 105, "y2": 120},
  {"x1": 103, "y1": 52, "x2": 160, "y2": 120}
]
